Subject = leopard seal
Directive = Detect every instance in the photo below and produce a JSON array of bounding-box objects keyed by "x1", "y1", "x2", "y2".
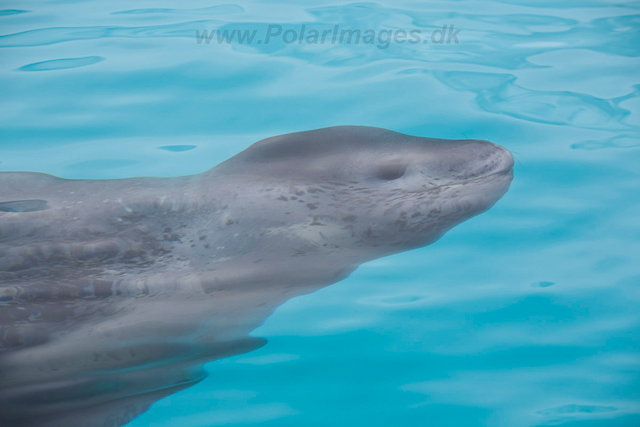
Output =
[{"x1": 0, "y1": 126, "x2": 513, "y2": 426}]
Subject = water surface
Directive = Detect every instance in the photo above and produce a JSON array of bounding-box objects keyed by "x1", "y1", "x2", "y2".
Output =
[{"x1": 1, "y1": 1, "x2": 639, "y2": 426}]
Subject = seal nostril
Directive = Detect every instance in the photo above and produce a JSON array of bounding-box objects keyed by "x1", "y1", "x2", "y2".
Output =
[{"x1": 376, "y1": 164, "x2": 407, "y2": 181}]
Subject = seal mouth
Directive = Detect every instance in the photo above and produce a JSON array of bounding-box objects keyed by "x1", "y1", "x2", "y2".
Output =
[
  {"x1": 426, "y1": 169, "x2": 512, "y2": 193},
  {"x1": 461, "y1": 142, "x2": 514, "y2": 182}
]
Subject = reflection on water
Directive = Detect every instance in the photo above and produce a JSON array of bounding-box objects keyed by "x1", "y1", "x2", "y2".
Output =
[{"x1": 0, "y1": 127, "x2": 512, "y2": 426}]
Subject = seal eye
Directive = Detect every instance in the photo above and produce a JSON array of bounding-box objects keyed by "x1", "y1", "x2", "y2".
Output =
[
  {"x1": 0, "y1": 199, "x2": 49, "y2": 212},
  {"x1": 376, "y1": 164, "x2": 407, "y2": 181}
]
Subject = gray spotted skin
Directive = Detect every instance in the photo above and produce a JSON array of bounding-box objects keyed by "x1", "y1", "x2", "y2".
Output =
[{"x1": 0, "y1": 126, "x2": 513, "y2": 426}]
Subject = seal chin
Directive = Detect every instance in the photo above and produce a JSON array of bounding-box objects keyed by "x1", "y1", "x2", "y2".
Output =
[{"x1": 456, "y1": 165, "x2": 513, "y2": 217}]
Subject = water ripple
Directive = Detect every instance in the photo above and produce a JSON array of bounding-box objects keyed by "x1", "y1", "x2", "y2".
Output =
[
  {"x1": 18, "y1": 56, "x2": 104, "y2": 71},
  {"x1": 434, "y1": 70, "x2": 636, "y2": 130},
  {"x1": 111, "y1": 5, "x2": 244, "y2": 16},
  {"x1": 0, "y1": 21, "x2": 216, "y2": 48},
  {"x1": 0, "y1": 9, "x2": 29, "y2": 16}
]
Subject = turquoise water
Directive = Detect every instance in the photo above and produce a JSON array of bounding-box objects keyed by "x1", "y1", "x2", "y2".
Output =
[{"x1": 1, "y1": 1, "x2": 639, "y2": 426}]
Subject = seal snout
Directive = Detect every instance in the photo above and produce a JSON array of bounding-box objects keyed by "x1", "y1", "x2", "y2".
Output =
[
  {"x1": 459, "y1": 139, "x2": 514, "y2": 182},
  {"x1": 485, "y1": 141, "x2": 514, "y2": 175}
]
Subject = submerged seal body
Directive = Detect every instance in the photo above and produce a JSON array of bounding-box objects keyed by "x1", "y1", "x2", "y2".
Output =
[{"x1": 0, "y1": 126, "x2": 513, "y2": 426}]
